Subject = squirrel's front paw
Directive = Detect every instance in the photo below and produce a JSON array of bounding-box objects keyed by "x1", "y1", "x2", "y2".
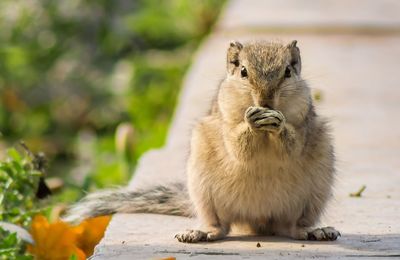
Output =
[{"x1": 245, "y1": 106, "x2": 285, "y2": 132}]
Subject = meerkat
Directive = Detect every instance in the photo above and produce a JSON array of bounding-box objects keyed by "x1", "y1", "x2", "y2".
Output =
[{"x1": 66, "y1": 40, "x2": 340, "y2": 243}]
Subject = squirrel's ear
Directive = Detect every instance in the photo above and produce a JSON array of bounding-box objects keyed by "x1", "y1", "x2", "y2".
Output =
[
  {"x1": 227, "y1": 41, "x2": 243, "y2": 74},
  {"x1": 287, "y1": 40, "x2": 301, "y2": 74}
]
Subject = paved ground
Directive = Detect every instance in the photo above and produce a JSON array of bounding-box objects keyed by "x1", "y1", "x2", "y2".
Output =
[{"x1": 92, "y1": 0, "x2": 400, "y2": 259}]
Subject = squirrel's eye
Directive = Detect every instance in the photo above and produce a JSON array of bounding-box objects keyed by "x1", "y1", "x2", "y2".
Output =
[
  {"x1": 241, "y1": 66, "x2": 248, "y2": 78},
  {"x1": 284, "y1": 66, "x2": 291, "y2": 78}
]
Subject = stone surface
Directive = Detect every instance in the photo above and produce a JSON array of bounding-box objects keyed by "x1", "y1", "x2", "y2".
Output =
[
  {"x1": 218, "y1": 0, "x2": 400, "y2": 33},
  {"x1": 92, "y1": 0, "x2": 400, "y2": 259}
]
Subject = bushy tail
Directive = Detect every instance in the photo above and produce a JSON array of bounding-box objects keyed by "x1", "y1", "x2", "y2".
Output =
[{"x1": 64, "y1": 182, "x2": 193, "y2": 223}]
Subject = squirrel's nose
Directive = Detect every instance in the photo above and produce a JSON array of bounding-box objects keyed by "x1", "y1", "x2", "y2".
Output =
[
  {"x1": 259, "y1": 90, "x2": 276, "y2": 109},
  {"x1": 260, "y1": 100, "x2": 273, "y2": 109}
]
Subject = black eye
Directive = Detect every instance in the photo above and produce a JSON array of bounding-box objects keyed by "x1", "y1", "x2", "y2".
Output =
[
  {"x1": 241, "y1": 66, "x2": 248, "y2": 78},
  {"x1": 284, "y1": 66, "x2": 291, "y2": 78}
]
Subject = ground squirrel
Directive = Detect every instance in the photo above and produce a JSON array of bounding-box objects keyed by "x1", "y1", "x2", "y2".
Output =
[{"x1": 66, "y1": 40, "x2": 340, "y2": 243}]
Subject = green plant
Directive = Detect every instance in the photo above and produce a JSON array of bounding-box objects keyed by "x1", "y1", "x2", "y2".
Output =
[
  {"x1": 0, "y1": 147, "x2": 45, "y2": 259},
  {"x1": 0, "y1": 228, "x2": 31, "y2": 260}
]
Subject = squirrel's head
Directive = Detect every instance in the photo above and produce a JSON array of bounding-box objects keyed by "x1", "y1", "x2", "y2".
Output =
[{"x1": 221, "y1": 40, "x2": 310, "y2": 124}]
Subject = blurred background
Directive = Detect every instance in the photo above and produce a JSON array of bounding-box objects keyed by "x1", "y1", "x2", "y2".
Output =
[
  {"x1": 2, "y1": 1, "x2": 400, "y2": 258},
  {"x1": 0, "y1": 0, "x2": 226, "y2": 203}
]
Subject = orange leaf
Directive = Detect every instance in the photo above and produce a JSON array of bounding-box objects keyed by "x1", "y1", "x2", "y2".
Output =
[
  {"x1": 75, "y1": 215, "x2": 111, "y2": 257},
  {"x1": 28, "y1": 215, "x2": 86, "y2": 260}
]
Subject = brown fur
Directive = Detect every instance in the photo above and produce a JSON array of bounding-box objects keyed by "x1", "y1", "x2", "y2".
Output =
[{"x1": 176, "y1": 40, "x2": 339, "y2": 242}]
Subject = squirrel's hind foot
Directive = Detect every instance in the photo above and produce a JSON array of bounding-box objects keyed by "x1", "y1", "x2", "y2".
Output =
[
  {"x1": 307, "y1": 226, "x2": 341, "y2": 241},
  {"x1": 175, "y1": 230, "x2": 208, "y2": 243},
  {"x1": 294, "y1": 226, "x2": 341, "y2": 241},
  {"x1": 175, "y1": 227, "x2": 226, "y2": 243}
]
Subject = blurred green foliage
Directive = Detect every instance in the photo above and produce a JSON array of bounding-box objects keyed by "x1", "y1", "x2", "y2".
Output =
[
  {"x1": 0, "y1": 229, "x2": 32, "y2": 260},
  {"x1": 0, "y1": 148, "x2": 44, "y2": 259},
  {"x1": 0, "y1": 148, "x2": 42, "y2": 227},
  {"x1": 0, "y1": 0, "x2": 225, "y2": 198}
]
